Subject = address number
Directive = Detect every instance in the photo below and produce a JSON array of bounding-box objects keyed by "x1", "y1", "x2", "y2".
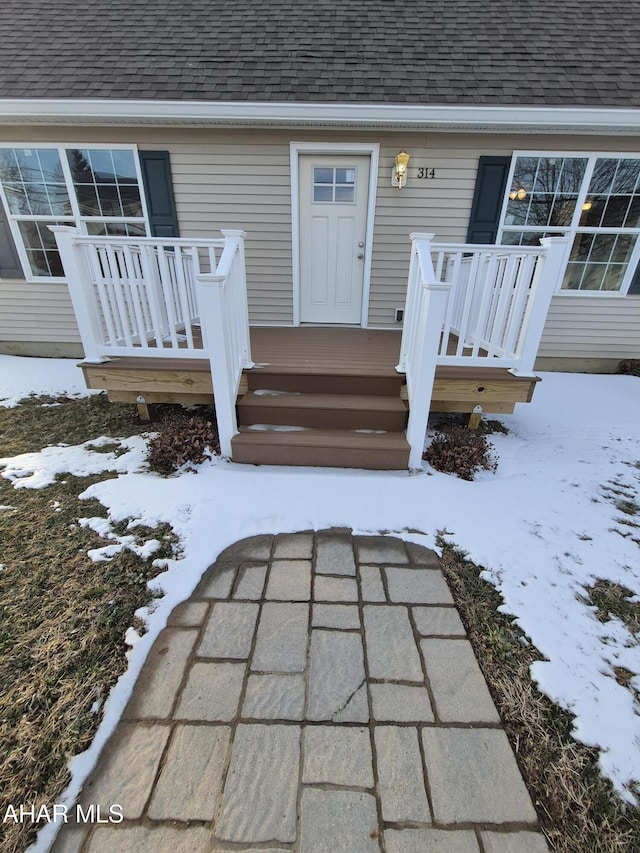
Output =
[{"x1": 416, "y1": 167, "x2": 436, "y2": 179}]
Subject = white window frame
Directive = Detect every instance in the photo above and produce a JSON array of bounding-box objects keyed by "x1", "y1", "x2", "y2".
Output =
[
  {"x1": 497, "y1": 151, "x2": 640, "y2": 297},
  {"x1": 0, "y1": 143, "x2": 150, "y2": 282}
]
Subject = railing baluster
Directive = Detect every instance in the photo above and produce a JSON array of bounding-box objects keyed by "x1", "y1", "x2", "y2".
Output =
[
  {"x1": 120, "y1": 244, "x2": 148, "y2": 346},
  {"x1": 174, "y1": 247, "x2": 196, "y2": 349},
  {"x1": 155, "y1": 246, "x2": 180, "y2": 349}
]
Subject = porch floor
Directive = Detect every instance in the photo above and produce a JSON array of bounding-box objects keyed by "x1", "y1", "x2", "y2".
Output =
[{"x1": 80, "y1": 325, "x2": 539, "y2": 417}]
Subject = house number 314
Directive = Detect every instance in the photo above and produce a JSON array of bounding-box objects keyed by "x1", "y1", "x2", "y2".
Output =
[{"x1": 416, "y1": 167, "x2": 436, "y2": 179}]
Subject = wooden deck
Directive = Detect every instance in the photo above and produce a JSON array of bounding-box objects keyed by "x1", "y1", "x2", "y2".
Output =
[
  {"x1": 80, "y1": 325, "x2": 540, "y2": 468},
  {"x1": 81, "y1": 326, "x2": 538, "y2": 417}
]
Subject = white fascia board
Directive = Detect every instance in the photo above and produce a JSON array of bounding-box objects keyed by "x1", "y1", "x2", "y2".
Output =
[{"x1": 2, "y1": 99, "x2": 640, "y2": 133}]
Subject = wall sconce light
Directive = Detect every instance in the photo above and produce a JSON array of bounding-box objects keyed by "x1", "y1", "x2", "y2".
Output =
[
  {"x1": 508, "y1": 187, "x2": 528, "y2": 201},
  {"x1": 582, "y1": 200, "x2": 593, "y2": 211},
  {"x1": 393, "y1": 151, "x2": 410, "y2": 190}
]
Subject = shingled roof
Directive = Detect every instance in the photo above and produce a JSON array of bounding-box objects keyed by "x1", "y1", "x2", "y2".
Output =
[{"x1": 0, "y1": 0, "x2": 638, "y2": 107}]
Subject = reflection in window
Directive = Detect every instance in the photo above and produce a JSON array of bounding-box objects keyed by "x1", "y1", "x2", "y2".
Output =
[
  {"x1": 0, "y1": 148, "x2": 71, "y2": 217},
  {"x1": 499, "y1": 154, "x2": 640, "y2": 294},
  {"x1": 504, "y1": 157, "x2": 587, "y2": 228},
  {"x1": 0, "y1": 145, "x2": 148, "y2": 278},
  {"x1": 312, "y1": 166, "x2": 356, "y2": 203},
  {"x1": 17, "y1": 220, "x2": 69, "y2": 277},
  {"x1": 67, "y1": 149, "x2": 143, "y2": 218}
]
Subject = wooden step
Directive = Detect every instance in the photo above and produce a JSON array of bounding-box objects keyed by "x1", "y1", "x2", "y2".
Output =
[
  {"x1": 231, "y1": 427, "x2": 410, "y2": 470},
  {"x1": 237, "y1": 391, "x2": 408, "y2": 431},
  {"x1": 246, "y1": 369, "x2": 402, "y2": 397}
]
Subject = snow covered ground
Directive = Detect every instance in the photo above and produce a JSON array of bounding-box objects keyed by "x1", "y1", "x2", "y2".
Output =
[{"x1": 1, "y1": 356, "x2": 639, "y2": 845}]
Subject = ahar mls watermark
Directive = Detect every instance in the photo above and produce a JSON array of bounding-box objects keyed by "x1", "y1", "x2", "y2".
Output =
[{"x1": 3, "y1": 804, "x2": 123, "y2": 824}]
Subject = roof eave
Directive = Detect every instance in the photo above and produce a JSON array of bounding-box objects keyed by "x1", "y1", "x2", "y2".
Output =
[{"x1": 1, "y1": 99, "x2": 640, "y2": 134}]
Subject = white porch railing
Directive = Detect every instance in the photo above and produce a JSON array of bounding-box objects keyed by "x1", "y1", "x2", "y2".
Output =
[
  {"x1": 397, "y1": 232, "x2": 570, "y2": 468},
  {"x1": 51, "y1": 226, "x2": 253, "y2": 457}
]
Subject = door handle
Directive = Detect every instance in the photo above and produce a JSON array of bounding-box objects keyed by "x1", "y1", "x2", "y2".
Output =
[{"x1": 357, "y1": 253, "x2": 364, "y2": 259}]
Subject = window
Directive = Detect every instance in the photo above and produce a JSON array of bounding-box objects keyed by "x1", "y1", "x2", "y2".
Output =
[
  {"x1": 498, "y1": 154, "x2": 640, "y2": 294},
  {"x1": 312, "y1": 166, "x2": 356, "y2": 203},
  {"x1": 0, "y1": 146, "x2": 148, "y2": 279}
]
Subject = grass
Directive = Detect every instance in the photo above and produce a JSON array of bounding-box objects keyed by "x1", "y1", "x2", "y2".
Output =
[
  {"x1": 0, "y1": 393, "x2": 186, "y2": 853},
  {"x1": 438, "y1": 535, "x2": 640, "y2": 853}
]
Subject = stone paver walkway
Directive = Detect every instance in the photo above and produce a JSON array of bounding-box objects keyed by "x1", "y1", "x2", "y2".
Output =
[{"x1": 52, "y1": 530, "x2": 549, "y2": 853}]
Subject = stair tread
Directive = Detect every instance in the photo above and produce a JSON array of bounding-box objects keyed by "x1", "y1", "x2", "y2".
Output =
[
  {"x1": 233, "y1": 426, "x2": 409, "y2": 450},
  {"x1": 239, "y1": 391, "x2": 407, "y2": 413}
]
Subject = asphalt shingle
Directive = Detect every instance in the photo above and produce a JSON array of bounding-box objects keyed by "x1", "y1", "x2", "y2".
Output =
[{"x1": 0, "y1": 0, "x2": 637, "y2": 107}]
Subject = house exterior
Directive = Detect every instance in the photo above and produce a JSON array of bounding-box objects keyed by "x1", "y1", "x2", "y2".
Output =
[{"x1": 1, "y1": 1, "x2": 640, "y2": 374}]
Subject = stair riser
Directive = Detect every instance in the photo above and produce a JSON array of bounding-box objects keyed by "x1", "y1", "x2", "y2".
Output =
[
  {"x1": 231, "y1": 442, "x2": 409, "y2": 470},
  {"x1": 237, "y1": 404, "x2": 406, "y2": 432},
  {"x1": 247, "y1": 372, "x2": 402, "y2": 397}
]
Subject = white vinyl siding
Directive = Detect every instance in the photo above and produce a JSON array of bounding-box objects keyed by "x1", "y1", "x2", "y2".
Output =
[{"x1": 539, "y1": 294, "x2": 640, "y2": 358}]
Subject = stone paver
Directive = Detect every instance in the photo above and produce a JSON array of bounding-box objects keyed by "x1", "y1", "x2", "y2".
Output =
[
  {"x1": 273, "y1": 530, "x2": 314, "y2": 558},
  {"x1": 242, "y1": 672, "x2": 305, "y2": 720},
  {"x1": 315, "y1": 529, "x2": 356, "y2": 575},
  {"x1": 363, "y1": 605, "x2": 424, "y2": 681},
  {"x1": 148, "y1": 724, "x2": 230, "y2": 820},
  {"x1": 482, "y1": 831, "x2": 551, "y2": 852},
  {"x1": 314, "y1": 574, "x2": 359, "y2": 602},
  {"x1": 421, "y1": 638, "x2": 500, "y2": 723},
  {"x1": 308, "y1": 629, "x2": 368, "y2": 722},
  {"x1": 198, "y1": 601, "x2": 259, "y2": 658},
  {"x1": 266, "y1": 559, "x2": 311, "y2": 600},
  {"x1": 370, "y1": 682, "x2": 434, "y2": 722},
  {"x1": 413, "y1": 605, "x2": 466, "y2": 636},
  {"x1": 385, "y1": 566, "x2": 454, "y2": 604},
  {"x1": 80, "y1": 723, "x2": 170, "y2": 819},
  {"x1": 359, "y1": 565, "x2": 386, "y2": 601},
  {"x1": 251, "y1": 601, "x2": 308, "y2": 672},
  {"x1": 167, "y1": 600, "x2": 208, "y2": 627},
  {"x1": 88, "y1": 826, "x2": 211, "y2": 852},
  {"x1": 375, "y1": 726, "x2": 431, "y2": 823},
  {"x1": 385, "y1": 828, "x2": 480, "y2": 853},
  {"x1": 216, "y1": 724, "x2": 300, "y2": 843},
  {"x1": 53, "y1": 531, "x2": 548, "y2": 853},
  {"x1": 233, "y1": 564, "x2": 268, "y2": 599},
  {"x1": 300, "y1": 789, "x2": 380, "y2": 853},
  {"x1": 303, "y1": 725, "x2": 374, "y2": 787},
  {"x1": 312, "y1": 602, "x2": 360, "y2": 629},
  {"x1": 123, "y1": 629, "x2": 197, "y2": 719},
  {"x1": 422, "y1": 727, "x2": 539, "y2": 824},
  {"x1": 175, "y1": 661, "x2": 244, "y2": 721}
]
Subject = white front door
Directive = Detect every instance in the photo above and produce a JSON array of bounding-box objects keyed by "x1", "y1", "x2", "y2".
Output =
[{"x1": 299, "y1": 155, "x2": 370, "y2": 324}]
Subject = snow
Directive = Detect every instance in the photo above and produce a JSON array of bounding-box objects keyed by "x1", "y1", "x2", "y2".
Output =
[
  {"x1": 1, "y1": 358, "x2": 639, "y2": 850},
  {"x1": 0, "y1": 355, "x2": 98, "y2": 407}
]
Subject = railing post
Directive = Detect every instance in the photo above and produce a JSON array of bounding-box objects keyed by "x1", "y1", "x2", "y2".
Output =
[
  {"x1": 406, "y1": 283, "x2": 452, "y2": 469},
  {"x1": 513, "y1": 236, "x2": 571, "y2": 374},
  {"x1": 397, "y1": 232, "x2": 435, "y2": 373},
  {"x1": 50, "y1": 226, "x2": 106, "y2": 362},
  {"x1": 197, "y1": 274, "x2": 239, "y2": 458},
  {"x1": 221, "y1": 229, "x2": 253, "y2": 367}
]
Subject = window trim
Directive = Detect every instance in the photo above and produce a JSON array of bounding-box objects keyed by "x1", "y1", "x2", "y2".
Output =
[
  {"x1": 0, "y1": 143, "x2": 151, "y2": 282},
  {"x1": 497, "y1": 151, "x2": 640, "y2": 297}
]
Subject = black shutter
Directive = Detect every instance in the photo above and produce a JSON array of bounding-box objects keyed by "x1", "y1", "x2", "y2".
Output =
[
  {"x1": 0, "y1": 199, "x2": 25, "y2": 279},
  {"x1": 139, "y1": 150, "x2": 180, "y2": 238},
  {"x1": 466, "y1": 155, "x2": 512, "y2": 244}
]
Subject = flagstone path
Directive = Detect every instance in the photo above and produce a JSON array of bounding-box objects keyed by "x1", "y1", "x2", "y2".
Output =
[{"x1": 51, "y1": 530, "x2": 549, "y2": 852}]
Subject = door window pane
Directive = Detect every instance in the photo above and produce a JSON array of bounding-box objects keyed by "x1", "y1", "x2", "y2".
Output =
[{"x1": 312, "y1": 166, "x2": 356, "y2": 203}]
